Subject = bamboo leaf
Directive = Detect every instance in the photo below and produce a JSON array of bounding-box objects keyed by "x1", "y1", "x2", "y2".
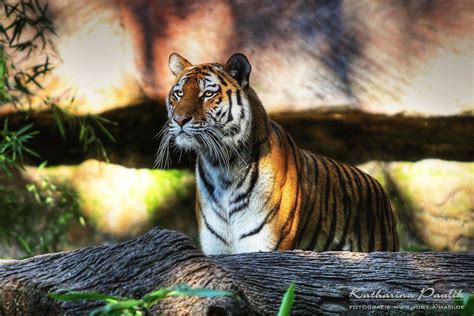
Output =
[
  {"x1": 277, "y1": 282, "x2": 296, "y2": 316},
  {"x1": 93, "y1": 117, "x2": 116, "y2": 143},
  {"x1": 52, "y1": 105, "x2": 66, "y2": 139}
]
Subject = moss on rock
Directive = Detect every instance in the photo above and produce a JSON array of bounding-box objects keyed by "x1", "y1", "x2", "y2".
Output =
[
  {"x1": 359, "y1": 160, "x2": 474, "y2": 251},
  {"x1": 25, "y1": 160, "x2": 196, "y2": 239}
]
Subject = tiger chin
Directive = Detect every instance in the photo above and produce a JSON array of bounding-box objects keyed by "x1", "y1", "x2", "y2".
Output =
[{"x1": 158, "y1": 52, "x2": 399, "y2": 255}]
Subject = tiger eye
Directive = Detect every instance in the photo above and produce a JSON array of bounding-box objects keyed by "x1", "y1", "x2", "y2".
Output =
[{"x1": 203, "y1": 90, "x2": 214, "y2": 98}]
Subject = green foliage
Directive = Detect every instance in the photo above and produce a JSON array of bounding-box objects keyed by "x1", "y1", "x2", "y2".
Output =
[
  {"x1": 0, "y1": 118, "x2": 39, "y2": 175},
  {"x1": 0, "y1": 0, "x2": 56, "y2": 106},
  {"x1": 48, "y1": 100, "x2": 117, "y2": 161},
  {"x1": 277, "y1": 282, "x2": 296, "y2": 316},
  {"x1": 454, "y1": 293, "x2": 474, "y2": 316},
  {"x1": 49, "y1": 284, "x2": 233, "y2": 316},
  {"x1": 1, "y1": 0, "x2": 116, "y2": 162},
  {"x1": 0, "y1": 44, "x2": 7, "y2": 101},
  {"x1": 0, "y1": 177, "x2": 86, "y2": 258}
]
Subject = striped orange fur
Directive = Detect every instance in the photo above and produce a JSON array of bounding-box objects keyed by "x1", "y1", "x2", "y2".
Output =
[{"x1": 158, "y1": 53, "x2": 399, "y2": 254}]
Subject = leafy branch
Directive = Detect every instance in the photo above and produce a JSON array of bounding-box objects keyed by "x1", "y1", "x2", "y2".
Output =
[
  {"x1": 50, "y1": 282, "x2": 297, "y2": 315},
  {"x1": 0, "y1": 118, "x2": 39, "y2": 175},
  {"x1": 49, "y1": 284, "x2": 233, "y2": 316},
  {"x1": 48, "y1": 99, "x2": 117, "y2": 162},
  {"x1": 0, "y1": 0, "x2": 56, "y2": 106}
]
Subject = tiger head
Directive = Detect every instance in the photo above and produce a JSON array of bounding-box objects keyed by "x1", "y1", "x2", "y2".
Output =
[{"x1": 161, "y1": 53, "x2": 253, "y2": 165}]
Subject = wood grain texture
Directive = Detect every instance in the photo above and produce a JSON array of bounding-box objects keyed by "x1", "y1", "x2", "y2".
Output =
[{"x1": 1, "y1": 228, "x2": 473, "y2": 315}]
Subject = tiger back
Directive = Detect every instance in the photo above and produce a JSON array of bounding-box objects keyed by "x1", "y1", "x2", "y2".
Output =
[{"x1": 159, "y1": 52, "x2": 399, "y2": 254}]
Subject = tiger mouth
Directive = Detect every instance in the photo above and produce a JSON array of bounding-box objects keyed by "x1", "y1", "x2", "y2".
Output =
[{"x1": 176, "y1": 130, "x2": 191, "y2": 136}]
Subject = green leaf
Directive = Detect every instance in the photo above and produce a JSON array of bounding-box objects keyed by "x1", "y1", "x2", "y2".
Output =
[
  {"x1": 3, "y1": 117, "x2": 9, "y2": 134},
  {"x1": 51, "y1": 105, "x2": 66, "y2": 139},
  {"x1": 142, "y1": 288, "x2": 173, "y2": 304},
  {"x1": 277, "y1": 282, "x2": 296, "y2": 316},
  {"x1": 0, "y1": 163, "x2": 12, "y2": 177},
  {"x1": 15, "y1": 123, "x2": 34, "y2": 135},
  {"x1": 92, "y1": 117, "x2": 116, "y2": 143},
  {"x1": 101, "y1": 299, "x2": 144, "y2": 312},
  {"x1": 23, "y1": 146, "x2": 40, "y2": 158},
  {"x1": 454, "y1": 293, "x2": 474, "y2": 316},
  {"x1": 38, "y1": 160, "x2": 48, "y2": 169},
  {"x1": 16, "y1": 235, "x2": 33, "y2": 255},
  {"x1": 168, "y1": 284, "x2": 233, "y2": 298},
  {"x1": 0, "y1": 44, "x2": 5, "y2": 100}
]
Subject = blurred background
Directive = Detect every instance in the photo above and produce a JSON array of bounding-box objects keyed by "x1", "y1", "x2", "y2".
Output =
[{"x1": 0, "y1": 0, "x2": 472, "y2": 258}]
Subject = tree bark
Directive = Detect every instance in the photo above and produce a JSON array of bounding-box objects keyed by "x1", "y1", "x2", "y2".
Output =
[
  {"x1": 2, "y1": 103, "x2": 474, "y2": 169},
  {"x1": 1, "y1": 228, "x2": 472, "y2": 315}
]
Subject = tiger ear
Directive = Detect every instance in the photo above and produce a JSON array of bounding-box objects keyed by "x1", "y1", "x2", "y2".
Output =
[
  {"x1": 224, "y1": 53, "x2": 252, "y2": 88},
  {"x1": 169, "y1": 53, "x2": 192, "y2": 76}
]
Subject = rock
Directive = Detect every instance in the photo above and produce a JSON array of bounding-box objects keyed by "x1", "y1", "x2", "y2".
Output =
[
  {"x1": 359, "y1": 160, "x2": 474, "y2": 251},
  {"x1": 6, "y1": 159, "x2": 473, "y2": 253},
  {"x1": 24, "y1": 160, "x2": 197, "y2": 239},
  {"x1": 2, "y1": 0, "x2": 472, "y2": 116}
]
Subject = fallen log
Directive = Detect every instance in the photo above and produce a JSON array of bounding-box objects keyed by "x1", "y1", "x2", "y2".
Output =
[{"x1": 0, "y1": 228, "x2": 473, "y2": 315}]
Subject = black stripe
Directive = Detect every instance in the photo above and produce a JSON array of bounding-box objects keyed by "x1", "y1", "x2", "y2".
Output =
[
  {"x1": 372, "y1": 178, "x2": 385, "y2": 251},
  {"x1": 295, "y1": 153, "x2": 319, "y2": 247},
  {"x1": 197, "y1": 160, "x2": 214, "y2": 197},
  {"x1": 240, "y1": 197, "x2": 279, "y2": 240},
  {"x1": 332, "y1": 162, "x2": 353, "y2": 250},
  {"x1": 323, "y1": 159, "x2": 338, "y2": 250},
  {"x1": 274, "y1": 135, "x2": 300, "y2": 249},
  {"x1": 197, "y1": 160, "x2": 228, "y2": 223},
  {"x1": 246, "y1": 148, "x2": 260, "y2": 195},
  {"x1": 305, "y1": 157, "x2": 329, "y2": 250},
  {"x1": 360, "y1": 172, "x2": 375, "y2": 252},
  {"x1": 220, "y1": 177, "x2": 232, "y2": 189},
  {"x1": 271, "y1": 122, "x2": 285, "y2": 146},
  {"x1": 373, "y1": 179, "x2": 388, "y2": 251},
  {"x1": 323, "y1": 185, "x2": 338, "y2": 251},
  {"x1": 351, "y1": 168, "x2": 364, "y2": 251},
  {"x1": 371, "y1": 178, "x2": 384, "y2": 251},
  {"x1": 198, "y1": 203, "x2": 228, "y2": 245},
  {"x1": 236, "y1": 163, "x2": 254, "y2": 188},
  {"x1": 228, "y1": 201, "x2": 249, "y2": 218},
  {"x1": 236, "y1": 90, "x2": 245, "y2": 119},
  {"x1": 215, "y1": 107, "x2": 223, "y2": 118},
  {"x1": 288, "y1": 136, "x2": 302, "y2": 249},
  {"x1": 226, "y1": 89, "x2": 233, "y2": 123},
  {"x1": 229, "y1": 147, "x2": 259, "y2": 219},
  {"x1": 217, "y1": 74, "x2": 228, "y2": 86},
  {"x1": 236, "y1": 90, "x2": 242, "y2": 105},
  {"x1": 231, "y1": 191, "x2": 248, "y2": 204}
]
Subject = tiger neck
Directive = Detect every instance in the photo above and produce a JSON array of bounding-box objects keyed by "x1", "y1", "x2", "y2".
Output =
[{"x1": 198, "y1": 87, "x2": 272, "y2": 182}]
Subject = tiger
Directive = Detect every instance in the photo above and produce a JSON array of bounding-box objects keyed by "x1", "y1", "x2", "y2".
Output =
[{"x1": 157, "y1": 52, "x2": 399, "y2": 255}]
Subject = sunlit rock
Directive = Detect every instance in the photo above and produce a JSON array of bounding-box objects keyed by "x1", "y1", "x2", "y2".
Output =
[
  {"x1": 2, "y1": 0, "x2": 472, "y2": 116},
  {"x1": 359, "y1": 160, "x2": 474, "y2": 251},
  {"x1": 24, "y1": 160, "x2": 196, "y2": 239}
]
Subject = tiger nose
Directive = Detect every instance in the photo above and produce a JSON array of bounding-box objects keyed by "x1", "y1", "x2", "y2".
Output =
[{"x1": 173, "y1": 115, "x2": 192, "y2": 126}]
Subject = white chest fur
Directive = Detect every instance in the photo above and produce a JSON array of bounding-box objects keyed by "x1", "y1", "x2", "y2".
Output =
[{"x1": 196, "y1": 161, "x2": 276, "y2": 255}]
